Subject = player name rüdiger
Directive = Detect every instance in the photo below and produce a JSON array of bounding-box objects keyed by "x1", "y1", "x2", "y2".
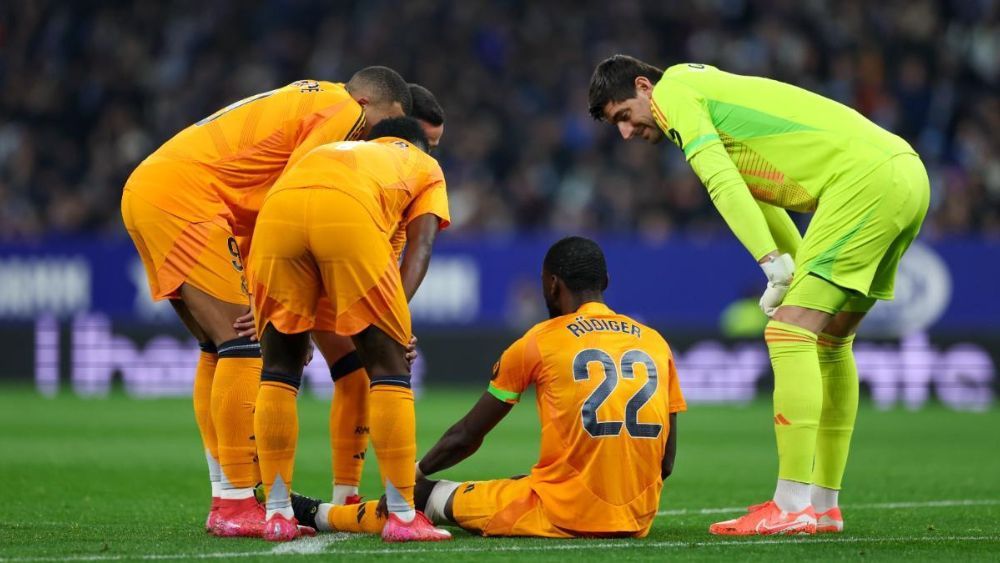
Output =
[{"x1": 565, "y1": 316, "x2": 642, "y2": 338}]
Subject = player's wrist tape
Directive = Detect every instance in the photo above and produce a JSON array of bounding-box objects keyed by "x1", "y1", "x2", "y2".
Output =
[{"x1": 760, "y1": 253, "x2": 795, "y2": 285}]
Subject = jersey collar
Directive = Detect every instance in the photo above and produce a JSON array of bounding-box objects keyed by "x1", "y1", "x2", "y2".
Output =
[{"x1": 575, "y1": 301, "x2": 614, "y2": 316}]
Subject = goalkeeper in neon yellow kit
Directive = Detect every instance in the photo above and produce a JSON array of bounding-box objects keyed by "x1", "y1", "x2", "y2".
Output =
[{"x1": 589, "y1": 56, "x2": 929, "y2": 536}]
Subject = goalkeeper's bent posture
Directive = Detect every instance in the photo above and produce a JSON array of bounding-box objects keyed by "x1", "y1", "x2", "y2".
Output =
[{"x1": 589, "y1": 56, "x2": 929, "y2": 536}]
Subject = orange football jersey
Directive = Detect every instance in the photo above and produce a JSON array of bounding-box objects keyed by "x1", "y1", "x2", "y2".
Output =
[
  {"x1": 124, "y1": 80, "x2": 365, "y2": 235},
  {"x1": 488, "y1": 302, "x2": 686, "y2": 535},
  {"x1": 266, "y1": 137, "x2": 450, "y2": 234}
]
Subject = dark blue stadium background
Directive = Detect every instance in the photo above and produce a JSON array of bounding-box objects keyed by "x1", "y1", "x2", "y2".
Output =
[{"x1": 0, "y1": 1, "x2": 996, "y2": 408}]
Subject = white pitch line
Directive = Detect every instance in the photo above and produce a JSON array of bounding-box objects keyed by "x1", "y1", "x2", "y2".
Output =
[
  {"x1": 2, "y1": 535, "x2": 998, "y2": 562},
  {"x1": 4, "y1": 499, "x2": 998, "y2": 562},
  {"x1": 657, "y1": 498, "x2": 1000, "y2": 516},
  {"x1": 269, "y1": 533, "x2": 353, "y2": 554}
]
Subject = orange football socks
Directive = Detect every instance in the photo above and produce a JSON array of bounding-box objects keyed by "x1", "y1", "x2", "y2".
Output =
[
  {"x1": 330, "y1": 351, "x2": 370, "y2": 499},
  {"x1": 193, "y1": 343, "x2": 221, "y2": 495},
  {"x1": 318, "y1": 501, "x2": 386, "y2": 533},
  {"x1": 255, "y1": 371, "x2": 300, "y2": 517},
  {"x1": 368, "y1": 376, "x2": 417, "y2": 514},
  {"x1": 212, "y1": 337, "x2": 262, "y2": 498}
]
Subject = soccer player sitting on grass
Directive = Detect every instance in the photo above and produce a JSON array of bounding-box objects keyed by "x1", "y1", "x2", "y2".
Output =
[
  {"x1": 588, "y1": 56, "x2": 930, "y2": 536},
  {"x1": 248, "y1": 117, "x2": 452, "y2": 543},
  {"x1": 291, "y1": 236, "x2": 686, "y2": 538}
]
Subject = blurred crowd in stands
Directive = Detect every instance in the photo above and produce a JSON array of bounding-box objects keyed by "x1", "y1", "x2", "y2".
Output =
[{"x1": 1, "y1": 0, "x2": 997, "y2": 241}]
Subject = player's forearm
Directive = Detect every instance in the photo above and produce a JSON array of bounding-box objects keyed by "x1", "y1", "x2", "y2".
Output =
[
  {"x1": 757, "y1": 202, "x2": 801, "y2": 258},
  {"x1": 662, "y1": 413, "x2": 678, "y2": 479},
  {"x1": 689, "y1": 145, "x2": 777, "y2": 261},
  {"x1": 418, "y1": 423, "x2": 484, "y2": 476},
  {"x1": 419, "y1": 392, "x2": 513, "y2": 476},
  {"x1": 399, "y1": 214, "x2": 439, "y2": 301}
]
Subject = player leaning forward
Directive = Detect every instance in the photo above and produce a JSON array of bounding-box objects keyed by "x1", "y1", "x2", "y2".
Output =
[
  {"x1": 589, "y1": 57, "x2": 929, "y2": 535},
  {"x1": 121, "y1": 68, "x2": 412, "y2": 537},
  {"x1": 248, "y1": 117, "x2": 452, "y2": 542}
]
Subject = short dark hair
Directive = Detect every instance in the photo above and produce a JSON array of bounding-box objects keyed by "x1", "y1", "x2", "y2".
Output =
[
  {"x1": 346, "y1": 66, "x2": 413, "y2": 114},
  {"x1": 588, "y1": 55, "x2": 663, "y2": 120},
  {"x1": 367, "y1": 116, "x2": 429, "y2": 152},
  {"x1": 409, "y1": 83, "x2": 444, "y2": 126},
  {"x1": 543, "y1": 236, "x2": 609, "y2": 293}
]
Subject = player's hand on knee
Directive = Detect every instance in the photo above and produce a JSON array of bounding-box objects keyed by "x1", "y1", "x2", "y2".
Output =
[
  {"x1": 759, "y1": 253, "x2": 795, "y2": 317},
  {"x1": 233, "y1": 308, "x2": 257, "y2": 341},
  {"x1": 405, "y1": 336, "x2": 419, "y2": 368}
]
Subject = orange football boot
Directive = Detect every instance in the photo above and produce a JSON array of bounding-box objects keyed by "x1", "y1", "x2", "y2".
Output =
[
  {"x1": 709, "y1": 500, "x2": 817, "y2": 536},
  {"x1": 816, "y1": 507, "x2": 844, "y2": 533}
]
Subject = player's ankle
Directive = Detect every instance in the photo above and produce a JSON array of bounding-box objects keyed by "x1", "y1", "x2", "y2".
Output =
[
  {"x1": 219, "y1": 487, "x2": 255, "y2": 500},
  {"x1": 391, "y1": 509, "x2": 416, "y2": 523},
  {"x1": 384, "y1": 481, "x2": 416, "y2": 522},
  {"x1": 266, "y1": 507, "x2": 294, "y2": 520},
  {"x1": 810, "y1": 484, "x2": 839, "y2": 514},
  {"x1": 332, "y1": 484, "x2": 359, "y2": 505},
  {"x1": 773, "y1": 479, "x2": 811, "y2": 513},
  {"x1": 315, "y1": 503, "x2": 334, "y2": 532}
]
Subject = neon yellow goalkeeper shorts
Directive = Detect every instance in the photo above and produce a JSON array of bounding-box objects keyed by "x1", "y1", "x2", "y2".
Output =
[{"x1": 791, "y1": 153, "x2": 929, "y2": 302}]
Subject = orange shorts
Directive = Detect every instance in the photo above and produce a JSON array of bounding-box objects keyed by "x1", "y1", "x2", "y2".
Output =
[
  {"x1": 451, "y1": 477, "x2": 573, "y2": 538},
  {"x1": 248, "y1": 188, "x2": 410, "y2": 346},
  {"x1": 121, "y1": 190, "x2": 249, "y2": 304}
]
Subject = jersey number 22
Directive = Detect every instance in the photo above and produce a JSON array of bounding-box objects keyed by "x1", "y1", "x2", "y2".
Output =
[{"x1": 573, "y1": 348, "x2": 662, "y2": 439}]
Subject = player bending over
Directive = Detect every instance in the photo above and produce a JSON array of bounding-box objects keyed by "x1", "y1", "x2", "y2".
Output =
[
  {"x1": 248, "y1": 117, "x2": 451, "y2": 542},
  {"x1": 314, "y1": 84, "x2": 447, "y2": 507},
  {"x1": 292, "y1": 236, "x2": 686, "y2": 538},
  {"x1": 589, "y1": 56, "x2": 929, "y2": 535},
  {"x1": 121, "y1": 67, "x2": 412, "y2": 537}
]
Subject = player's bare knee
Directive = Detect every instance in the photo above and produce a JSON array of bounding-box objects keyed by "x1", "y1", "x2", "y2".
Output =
[
  {"x1": 178, "y1": 283, "x2": 248, "y2": 345},
  {"x1": 824, "y1": 311, "x2": 867, "y2": 338},
  {"x1": 259, "y1": 324, "x2": 310, "y2": 378},
  {"x1": 771, "y1": 305, "x2": 831, "y2": 334},
  {"x1": 351, "y1": 327, "x2": 409, "y2": 376}
]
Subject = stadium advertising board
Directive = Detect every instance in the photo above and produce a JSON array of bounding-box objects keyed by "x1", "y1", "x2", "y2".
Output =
[
  {"x1": 1, "y1": 236, "x2": 997, "y2": 331},
  {"x1": 2, "y1": 235, "x2": 997, "y2": 409},
  {"x1": 10, "y1": 314, "x2": 997, "y2": 411}
]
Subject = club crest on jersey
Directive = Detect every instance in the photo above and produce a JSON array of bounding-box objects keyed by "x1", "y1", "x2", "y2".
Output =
[{"x1": 566, "y1": 316, "x2": 641, "y2": 338}]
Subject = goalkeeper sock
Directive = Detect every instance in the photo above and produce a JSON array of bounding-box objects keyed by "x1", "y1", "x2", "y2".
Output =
[
  {"x1": 812, "y1": 333, "x2": 859, "y2": 496},
  {"x1": 255, "y1": 372, "x2": 300, "y2": 519},
  {"x1": 192, "y1": 344, "x2": 221, "y2": 497},
  {"x1": 369, "y1": 375, "x2": 417, "y2": 521},
  {"x1": 329, "y1": 352, "x2": 369, "y2": 499},
  {"x1": 765, "y1": 320, "x2": 822, "y2": 511},
  {"x1": 212, "y1": 338, "x2": 262, "y2": 497}
]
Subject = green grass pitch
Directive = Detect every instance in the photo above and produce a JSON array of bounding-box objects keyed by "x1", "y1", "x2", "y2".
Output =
[{"x1": 1, "y1": 386, "x2": 998, "y2": 561}]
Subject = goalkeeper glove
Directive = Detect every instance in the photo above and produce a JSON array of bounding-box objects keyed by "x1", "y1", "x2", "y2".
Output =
[{"x1": 759, "y1": 253, "x2": 795, "y2": 317}]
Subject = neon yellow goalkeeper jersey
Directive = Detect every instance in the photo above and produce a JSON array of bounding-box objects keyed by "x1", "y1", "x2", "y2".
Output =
[{"x1": 651, "y1": 64, "x2": 915, "y2": 212}]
